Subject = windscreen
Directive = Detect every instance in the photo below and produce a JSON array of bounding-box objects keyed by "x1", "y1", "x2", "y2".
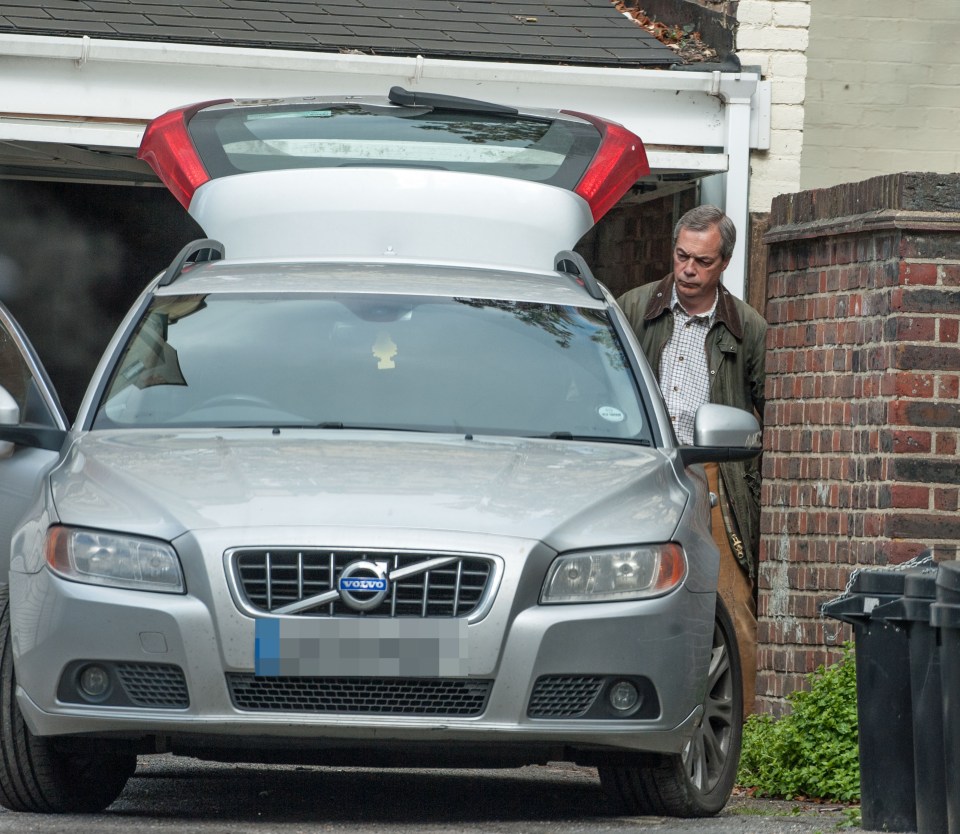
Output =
[
  {"x1": 187, "y1": 103, "x2": 601, "y2": 189},
  {"x1": 94, "y1": 293, "x2": 650, "y2": 443}
]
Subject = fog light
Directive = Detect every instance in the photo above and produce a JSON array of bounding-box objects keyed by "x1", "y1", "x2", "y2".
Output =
[
  {"x1": 78, "y1": 665, "x2": 110, "y2": 699},
  {"x1": 609, "y1": 680, "x2": 640, "y2": 712}
]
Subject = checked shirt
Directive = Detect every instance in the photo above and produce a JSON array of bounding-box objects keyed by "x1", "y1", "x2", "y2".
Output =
[{"x1": 658, "y1": 286, "x2": 718, "y2": 445}]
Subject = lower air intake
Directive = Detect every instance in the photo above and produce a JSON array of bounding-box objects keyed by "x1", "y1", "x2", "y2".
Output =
[
  {"x1": 115, "y1": 663, "x2": 190, "y2": 708},
  {"x1": 527, "y1": 675, "x2": 604, "y2": 717},
  {"x1": 227, "y1": 674, "x2": 491, "y2": 716}
]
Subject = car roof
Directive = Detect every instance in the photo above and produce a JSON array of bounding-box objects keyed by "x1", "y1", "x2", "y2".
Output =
[{"x1": 154, "y1": 259, "x2": 609, "y2": 309}]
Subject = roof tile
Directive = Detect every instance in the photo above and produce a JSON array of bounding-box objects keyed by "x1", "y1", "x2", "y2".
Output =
[
  {"x1": 146, "y1": 14, "x2": 253, "y2": 29},
  {"x1": 166, "y1": 6, "x2": 291, "y2": 22},
  {"x1": 210, "y1": 29, "x2": 325, "y2": 45},
  {"x1": 240, "y1": 20, "x2": 354, "y2": 37},
  {"x1": 5, "y1": 15, "x2": 115, "y2": 33},
  {"x1": 0, "y1": 6, "x2": 51, "y2": 20},
  {"x1": 390, "y1": 18, "x2": 486, "y2": 33},
  {"x1": 107, "y1": 22, "x2": 219, "y2": 38},
  {"x1": 24, "y1": 0, "x2": 95, "y2": 8},
  {"x1": 331, "y1": 17, "x2": 398, "y2": 31}
]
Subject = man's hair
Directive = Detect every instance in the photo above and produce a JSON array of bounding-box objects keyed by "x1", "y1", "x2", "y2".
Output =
[{"x1": 673, "y1": 205, "x2": 736, "y2": 262}]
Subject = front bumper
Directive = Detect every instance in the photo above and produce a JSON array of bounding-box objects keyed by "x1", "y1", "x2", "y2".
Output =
[{"x1": 10, "y1": 529, "x2": 715, "y2": 761}]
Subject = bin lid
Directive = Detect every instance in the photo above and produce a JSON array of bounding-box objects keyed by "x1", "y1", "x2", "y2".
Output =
[
  {"x1": 935, "y1": 560, "x2": 960, "y2": 595},
  {"x1": 930, "y1": 601, "x2": 960, "y2": 629},
  {"x1": 904, "y1": 568, "x2": 939, "y2": 600},
  {"x1": 822, "y1": 569, "x2": 908, "y2": 623},
  {"x1": 850, "y1": 569, "x2": 907, "y2": 596},
  {"x1": 868, "y1": 568, "x2": 940, "y2": 623}
]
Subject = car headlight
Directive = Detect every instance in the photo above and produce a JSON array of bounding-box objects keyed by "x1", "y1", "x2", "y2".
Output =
[
  {"x1": 46, "y1": 526, "x2": 185, "y2": 594},
  {"x1": 540, "y1": 544, "x2": 686, "y2": 603}
]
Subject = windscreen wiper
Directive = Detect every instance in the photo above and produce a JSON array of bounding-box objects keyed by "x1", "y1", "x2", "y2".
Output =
[
  {"x1": 311, "y1": 422, "x2": 441, "y2": 434},
  {"x1": 540, "y1": 432, "x2": 652, "y2": 446}
]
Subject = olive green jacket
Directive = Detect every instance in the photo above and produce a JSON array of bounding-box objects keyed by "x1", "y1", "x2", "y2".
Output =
[{"x1": 617, "y1": 275, "x2": 767, "y2": 577}]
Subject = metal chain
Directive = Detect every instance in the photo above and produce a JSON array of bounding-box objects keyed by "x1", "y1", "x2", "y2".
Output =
[
  {"x1": 821, "y1": 549, "x2": 936, "y2": 644},
  {"x1": 838, "y1": 549, "x2": 935, "y2": 600}
]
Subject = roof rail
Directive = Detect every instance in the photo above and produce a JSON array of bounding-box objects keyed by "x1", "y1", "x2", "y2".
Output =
[
  {"x1": 158, "y1": 239, "x2": 225, "y2": 287},
  {"x1": 554, "y1": 250, "x2": 603, "y2": 301}
]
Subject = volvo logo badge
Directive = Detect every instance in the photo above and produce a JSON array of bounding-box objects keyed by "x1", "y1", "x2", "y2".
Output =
[{"x1": 338, "y1": 561, "x2": 390, "y2": 611}]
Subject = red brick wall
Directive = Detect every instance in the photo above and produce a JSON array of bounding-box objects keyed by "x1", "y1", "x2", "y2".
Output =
[{"x1": 758, "y1": 172, "x2": 960, "y2": 713}]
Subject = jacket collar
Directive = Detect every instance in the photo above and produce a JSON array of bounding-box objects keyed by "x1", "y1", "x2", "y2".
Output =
[{"x1": 643, "y1": 274, "x2": 744, "y2": 340}]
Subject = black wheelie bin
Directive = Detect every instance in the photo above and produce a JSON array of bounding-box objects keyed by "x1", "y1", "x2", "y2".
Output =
[
  {"x1": 822, "y1": 569, "x2": 916, "y2": 833},
  {"x1": 931, "y1": 560, "x2": 960, "y2": 834}
]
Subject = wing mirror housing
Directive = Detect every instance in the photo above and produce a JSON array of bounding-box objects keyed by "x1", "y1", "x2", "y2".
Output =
[
  {"x1": 0, "y1": 385, "x2": 19, "y2": 459},
  {"x1": 0, "y1": 385, "x2": 66, "y2": 454},
  {"x1": 678, "y1": 403, "x2": 762, "y2": 466}
]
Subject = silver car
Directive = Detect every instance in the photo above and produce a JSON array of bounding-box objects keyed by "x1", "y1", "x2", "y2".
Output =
[{"x1": 0, "y1": 89, "x2": 760, "y2": 817}]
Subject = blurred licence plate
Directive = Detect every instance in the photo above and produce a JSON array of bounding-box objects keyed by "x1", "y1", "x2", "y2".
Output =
[{"x1": 255, "y1": 617, "x2": 468, "y2": 677}]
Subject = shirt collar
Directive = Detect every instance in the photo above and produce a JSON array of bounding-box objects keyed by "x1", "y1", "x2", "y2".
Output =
[
  {"x1": 670, "y1": 285, "x2": 718, "y2": 324},
  {"x1": 642, "y1": 275, "x2": 745, "y2": 340}
]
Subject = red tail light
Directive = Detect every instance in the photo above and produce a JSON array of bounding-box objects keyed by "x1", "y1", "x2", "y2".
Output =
[
  {"x1": 563, "y1": 111, "x2": 650, "y2": 223},
  {"x1": 138, "y1": 101, "x2": 228, "y2": 209}
]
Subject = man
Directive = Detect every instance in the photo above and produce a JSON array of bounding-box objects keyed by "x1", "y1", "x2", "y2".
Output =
[{"x1": 617, "y1": 204, "x2": 766, "y2": 715}]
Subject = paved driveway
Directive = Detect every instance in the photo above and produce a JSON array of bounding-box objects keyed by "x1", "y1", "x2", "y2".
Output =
[{"x1": 0, "y1": 756, "x2": 855, "y2": 834}]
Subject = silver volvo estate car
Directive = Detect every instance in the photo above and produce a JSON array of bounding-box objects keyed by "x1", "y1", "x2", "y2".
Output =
[{"x1": 0, "y1": 88, "x2": 760, "y2": 817}]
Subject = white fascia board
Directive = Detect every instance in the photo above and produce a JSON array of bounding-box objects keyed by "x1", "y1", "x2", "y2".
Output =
[
  {"x1": 646, "y1": 151, "x2": 728, "y2": 174},
  {"x1": 0, "y1": 118, "x2": 144, "y2": 148},
  {"x1": 0, "y1": 34, "x2": 765, "y2": 151}
]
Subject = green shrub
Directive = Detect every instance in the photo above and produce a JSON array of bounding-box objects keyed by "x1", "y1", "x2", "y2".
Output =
[{"x1": 737, "y1": 644, "x2": 860, "y2": 802}]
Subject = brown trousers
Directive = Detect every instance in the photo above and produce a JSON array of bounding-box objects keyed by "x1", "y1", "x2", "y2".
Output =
[{"x1": 704, "y1": 462, "x2": 757, "y2": 717}]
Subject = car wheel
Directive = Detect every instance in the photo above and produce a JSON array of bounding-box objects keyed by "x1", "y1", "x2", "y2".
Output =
[
  {"x1": 0, "y1": 586, "x2": 137, "y2": 813},
  {"x1": 600, "y1": 596, "x2": 742, "y2": 817}
]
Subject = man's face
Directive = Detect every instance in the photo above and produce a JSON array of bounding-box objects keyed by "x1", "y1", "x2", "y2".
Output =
[{"x1": 672, "y1": 224, "x2": 730, "y2": 314}]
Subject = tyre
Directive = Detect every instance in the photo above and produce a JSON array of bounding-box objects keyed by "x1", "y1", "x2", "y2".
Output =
[
  {"x1": 0, "y1": 585, "x2": 137, "y2": 813},
  {"x1": 600, "y1": 596, "x2": 743, "y2": 817}
]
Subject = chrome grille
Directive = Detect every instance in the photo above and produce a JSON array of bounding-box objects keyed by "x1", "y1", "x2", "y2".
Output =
[
  {"x1": 226, "y1": 674, "x2": 491, "y2": 715},
  {"x1": 115, "y1": 663, "x2": 190, "y2": 708},
  {"x1": 231, "y1": 549, "x2": 494, "y2": 617},
  {"x1": 528, "y1": 676, "x2": 604, "y2": 717}
]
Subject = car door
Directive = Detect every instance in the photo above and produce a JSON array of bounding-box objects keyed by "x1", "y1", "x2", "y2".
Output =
[{"x1": 0, "y1": 302, "x2": 68, "y2": 577}]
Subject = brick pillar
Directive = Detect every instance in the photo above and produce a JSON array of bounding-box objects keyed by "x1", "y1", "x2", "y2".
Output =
[{"x1": 758, "y1": 172, "x2": 960, "y2": 714}]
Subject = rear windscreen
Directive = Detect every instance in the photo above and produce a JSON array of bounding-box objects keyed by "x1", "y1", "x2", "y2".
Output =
[{"x1": 187, "y1": 103, "x2": 601, "y2": 189}]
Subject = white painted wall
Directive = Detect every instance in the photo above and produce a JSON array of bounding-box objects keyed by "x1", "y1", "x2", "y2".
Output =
[
  {"x1": 736, "y1": 0, "x2": 810, "y2": 212},
  {"x1": 801, "y1": 0, "x2": 960, "y2": 190}
]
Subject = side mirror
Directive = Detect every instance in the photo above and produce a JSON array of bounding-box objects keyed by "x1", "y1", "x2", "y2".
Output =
[
  {"x1": 0, "y1": 384, "x2": 66, "y2": 453},
  {"x1": 678, "y1": 403, "x2": 762, "y2": 466},
  {"x1": 0, "y1": 385, "x2": 20, "y2": 459}
]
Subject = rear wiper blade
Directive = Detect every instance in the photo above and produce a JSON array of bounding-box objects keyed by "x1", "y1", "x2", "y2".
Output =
[{"x1": 388, "y1": 85, "x2": 519, "y2": 116}]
